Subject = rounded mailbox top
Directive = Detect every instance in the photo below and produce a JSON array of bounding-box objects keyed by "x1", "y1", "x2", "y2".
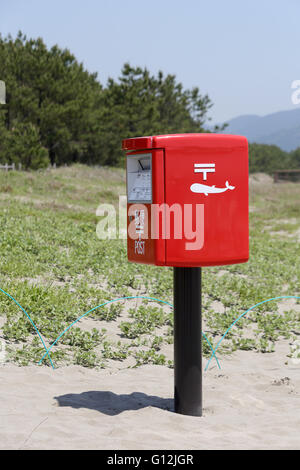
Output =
[{"x1": 122, "y1": 133, "x2": 247, "y2": 152}]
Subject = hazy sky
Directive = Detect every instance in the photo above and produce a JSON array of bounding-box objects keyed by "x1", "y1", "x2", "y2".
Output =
[{"x1": 1, "y1": 0, "x2": 299, "y2": 124}]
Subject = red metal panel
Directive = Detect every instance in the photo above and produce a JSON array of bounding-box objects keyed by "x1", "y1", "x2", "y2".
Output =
[
  {"x1": 122, "y1": 136, "x2": 154, "y2": 151},
  {"x1": 163, "y1": 135, "x2": 248, "y2": 266}
]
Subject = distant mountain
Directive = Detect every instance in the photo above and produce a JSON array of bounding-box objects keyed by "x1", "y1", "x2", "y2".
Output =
[{"x1": 217, "y1": 108, "x2": 300, "y2": 152}]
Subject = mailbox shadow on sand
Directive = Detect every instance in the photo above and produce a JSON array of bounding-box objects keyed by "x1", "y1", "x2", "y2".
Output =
[{"x1": 55, "y1": 391, "x2": 173, "y2": 416}]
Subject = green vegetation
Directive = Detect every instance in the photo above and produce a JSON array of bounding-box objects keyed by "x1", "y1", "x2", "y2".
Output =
[
  {"x1": 0, "y1": 32, "x2": 219, "y2": 169},
  {"x1": 0, "y1": 35, "x2": 299, "y2": 368},
  {"x1": 1, "y1": 32, "x2": 299, "y2": 174},
  {"x1": 0, "y1": 166, "x2": 298, "y2": 369},
  {"x1": 248, "y1": 143, "x2": 299, "y2": 174}
]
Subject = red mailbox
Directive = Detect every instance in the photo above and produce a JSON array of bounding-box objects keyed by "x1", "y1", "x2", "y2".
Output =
[
  {"x1": 122, "y1": 133, "x2": 249, "y2": 417},
  {"x1": 123, "y1": 133, "x2": 249, "y2": 267}
]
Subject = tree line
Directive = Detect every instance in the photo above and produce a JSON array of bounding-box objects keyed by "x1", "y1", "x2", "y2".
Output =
[
  {"x1": 248, "y1": 143, "x2": 300, "y2": 174},
  {"x1": 0, "y1": 32, "x2": 299, "y2": 173},
  {"x1": 0, "y1": 32, "x2": 222, "y2": 169}
]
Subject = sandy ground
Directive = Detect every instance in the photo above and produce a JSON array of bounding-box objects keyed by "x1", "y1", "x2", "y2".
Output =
[{"x1": 0, "y1": 340, "x2": 299, "y2": 450}]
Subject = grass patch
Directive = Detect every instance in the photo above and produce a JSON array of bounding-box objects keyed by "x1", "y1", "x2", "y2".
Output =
[{"x1": 0, "y1": 166, "x2": 299, "y2": 368}]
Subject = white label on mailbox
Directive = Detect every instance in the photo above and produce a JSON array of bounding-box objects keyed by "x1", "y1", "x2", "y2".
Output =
[
  {"x1": 190, "y1": 180, "x2": 235, "y2": 196},
  {"x1": 194, "y1": 163, "x2": 215, "y2": 180},
  {"x1": 127, "y1": 154, "x2": 152, "y2": 203}
]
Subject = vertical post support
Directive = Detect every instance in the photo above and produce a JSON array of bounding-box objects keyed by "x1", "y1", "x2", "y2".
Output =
[{"x1": 173, "y1": 267, "x2": 202, "y2": 416}]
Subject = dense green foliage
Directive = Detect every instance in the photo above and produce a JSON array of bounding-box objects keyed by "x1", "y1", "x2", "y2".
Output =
[
  {"x1": 1, "y1": 32, "x2": 300, "y2": 172},
  {"x1": 248, "y1": 143, "x2": 299, "y2": 174},
  {"x1": 98, "y1": 64, "x2": 220, "y2": 165},
  {"x1": 0, "y1": 32, "x2": 103, "y2": 168},
  {"x1": 0, "y1": 32, "x2": 218, "y2": 168}
]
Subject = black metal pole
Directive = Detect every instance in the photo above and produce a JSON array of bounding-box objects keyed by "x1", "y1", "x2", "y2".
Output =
[{"x1": 173, "y1": 267, "x2": 202, "y2": 416}]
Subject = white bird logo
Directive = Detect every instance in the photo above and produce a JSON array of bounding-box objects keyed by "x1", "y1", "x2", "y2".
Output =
[{"x1": 190, "y1": 180, "x2": 235, "y2": 196}]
